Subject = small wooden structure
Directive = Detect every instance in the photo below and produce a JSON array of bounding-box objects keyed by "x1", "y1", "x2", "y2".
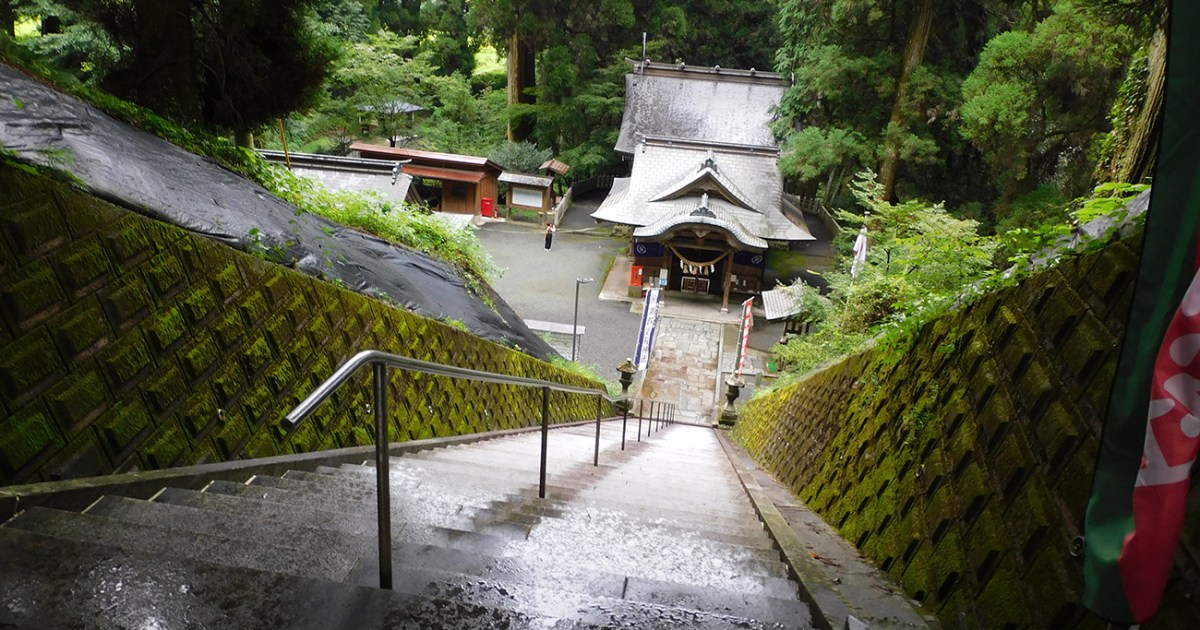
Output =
[
  {"x1": 761, "y1": 287, "x2": 814, "y2": 337},
  {"x1": 499, "y1": 171, "x2": 554, "y2": 217},
  {"x1": 350, "y1": 143, "x2": 501, "y2": 216}
]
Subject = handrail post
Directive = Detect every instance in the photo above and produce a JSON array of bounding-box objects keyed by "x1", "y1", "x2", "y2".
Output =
[
  {"x1": 373, "y1": 362, "x2": 393, "y2": 590},
  {"x1": 539, "y1": 386, "x2": 550, "y2": 499},
  {"x1": 621, "y1": 404, "x2": 628, "y2": 450},
  {"x1": 594, "y1": 395, "x2": 601, "y2": 467},
  {"x1": 636, "y1": 399, "x2": 642, "y2": 442}
]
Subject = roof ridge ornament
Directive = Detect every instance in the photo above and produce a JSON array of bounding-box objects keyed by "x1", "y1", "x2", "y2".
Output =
[{"x1": 702, "y1": 149, "x2": 716, "y2": 171}]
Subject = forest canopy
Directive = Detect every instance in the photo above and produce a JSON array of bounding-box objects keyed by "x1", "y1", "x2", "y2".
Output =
[{"x1": 2, "y1": 0, "x2": 1166, "y2": 372}]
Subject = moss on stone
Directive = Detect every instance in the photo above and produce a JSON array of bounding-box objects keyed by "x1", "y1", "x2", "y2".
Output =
[{"x1": 0, "y1": 402, "x2": 62, "y2": 475}]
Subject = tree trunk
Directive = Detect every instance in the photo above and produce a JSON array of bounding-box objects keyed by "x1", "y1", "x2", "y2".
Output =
[
  {"x1": 134, "y1": 0, "x2": 198, "y2": 122},
  {"x1": 877, "y1": 0, "x2": 934, "y2": 202},
  {"x1": 1115, "y1": 23, "x2": 1167, "y2": 184},
  {"x1": 506, "y1": 29, "x2": 537, "y2": 142},
  {"x1": 1, "y1": 0, "x2": 14, "y2": 38}
]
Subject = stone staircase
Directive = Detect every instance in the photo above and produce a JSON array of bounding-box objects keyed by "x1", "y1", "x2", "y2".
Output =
[{"x1": 0, "y1": 421, "x2": 814, "y2": 629}]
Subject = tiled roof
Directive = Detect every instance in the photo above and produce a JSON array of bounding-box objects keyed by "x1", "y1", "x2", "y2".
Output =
[
  {"x1": 633, "y1": 196, "x2": 768, "y2": 250},
  {"x1": 539, "y1": 158, "x2": 571, "y2": 175},
  {"x1": 591, "y1": 143, "x2": 813, "y2": 242},
  {"x1": 615, "y1": 63, "x2": 787, "y2": 154},
  {"x1": 761, "y1": 288, "x2": 804, "y2": 321},
  {"x1": 649, "y1": 152, "x2": 758, "y2": 210}
]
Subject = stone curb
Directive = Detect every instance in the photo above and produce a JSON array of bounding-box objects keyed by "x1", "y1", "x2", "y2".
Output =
[{"x1": 714, "y1": 429, "x2": 939, "y2": 630}]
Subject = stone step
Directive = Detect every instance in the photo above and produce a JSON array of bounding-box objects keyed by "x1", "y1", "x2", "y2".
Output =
[
  {"x1": 273, "y1": 468, "x2": 794, "y2": 597},
  {"x1": 4, "y1": 506, "x2": 356, "y2": 582},
  {"x1": 350, "y1": 537, "x2": 816, "y2": 624},
  {"x1": 201, "y1": 478, "x2": 533, "y2": 541},
  {"x1": 379, "y1": 458, "x2": 769, "y2": 533},
  {"x1": 155, "y1": 486, "x2": 512, "y2": 554},
  {"x1": 405, "y1": 441, "x2": 752, "y2": 492},
  {"x1": 305, "y1": 466, "x2": 781, "y2": 564},
  {"x1": 328, "y1": 463, "x2": 775, "y2": 550},
  {"x1": 302, "y1": 470, "x2": 793, "y2": 590},
  {"x1": 318, "y1": 461, "x2": 771, "y2": 543},
  {"x1": 0, "y1": 527, "x2": 597, "y2": 630},
  {"x1": 7, "y1": 491, "x2": 804, "y2": 626},
  {"x1": 328, "y1": 456, "x2": 772, "y2": 544}
]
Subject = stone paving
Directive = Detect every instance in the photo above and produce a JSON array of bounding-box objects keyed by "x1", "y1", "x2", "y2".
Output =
[{"x1": 639, "y1": 317, "x2": 722, "y2": 423}]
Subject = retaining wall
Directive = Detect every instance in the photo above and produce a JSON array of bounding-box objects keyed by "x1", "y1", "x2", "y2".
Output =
[
  {"x1": 0, "y1": 164, "x2": 611, "y2": 487},
  {"x1": 732, "y1": 234, "x2": 1200, "y2": 628}
]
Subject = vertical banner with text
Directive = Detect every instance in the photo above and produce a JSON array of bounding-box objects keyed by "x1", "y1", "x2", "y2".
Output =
[
  {"x1": 736, "y1": 297, "x2": 753, "y2": 376},
  {"x1": 634, "y1": 289, "x2": 661, "y2": 371}
]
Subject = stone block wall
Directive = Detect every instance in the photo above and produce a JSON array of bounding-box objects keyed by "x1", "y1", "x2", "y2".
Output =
[
  {"x1": 732, "y1": 235, "x2": 1200, "y2": 628},
  {"x1": 0, "y1": 164, "x2": 612, "y2": 487}
]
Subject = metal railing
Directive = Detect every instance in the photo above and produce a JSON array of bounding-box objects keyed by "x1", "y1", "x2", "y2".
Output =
[{"x1": 282, "y1": 350, "x2": 675, "y2": 590}]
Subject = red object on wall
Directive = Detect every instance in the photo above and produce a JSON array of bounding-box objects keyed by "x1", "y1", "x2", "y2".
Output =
[
  {"x1": 481, "y1": 197, "x2": 495, "y2": 217},
  {"x1": 630, "y1": 265, "x2": 643, "y2": 286}
]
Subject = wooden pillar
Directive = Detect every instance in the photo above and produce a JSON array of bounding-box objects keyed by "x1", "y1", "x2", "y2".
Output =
[{"x1": 721, "y1": 251, "x2": 734, "y2": 312}]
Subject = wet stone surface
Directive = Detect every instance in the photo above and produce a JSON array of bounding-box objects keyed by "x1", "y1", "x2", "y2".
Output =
[{"x1": 1, "y1": 424, "x2": 814, "y2": 628}]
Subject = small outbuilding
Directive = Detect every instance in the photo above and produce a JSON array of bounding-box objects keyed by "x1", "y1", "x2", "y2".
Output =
[
  {"x1": 499, "y1": 171, "x2": 555, "y2": 218},
  {"x1": 350, "y1": 143, "x2": 501, "y2": 217}
]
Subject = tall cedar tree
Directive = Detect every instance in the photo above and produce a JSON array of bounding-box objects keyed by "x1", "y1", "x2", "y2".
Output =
[{"x1": 63, "y1": 0, "x2": 334, "y2": 144}]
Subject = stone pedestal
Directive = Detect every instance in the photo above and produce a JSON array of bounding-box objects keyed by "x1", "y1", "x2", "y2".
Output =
[{"x1": 717, "y1": 375, "x2": 744, "y2": 428}]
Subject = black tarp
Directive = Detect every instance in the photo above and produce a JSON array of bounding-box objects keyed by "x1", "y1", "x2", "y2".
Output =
[{"x1": 0, "y1": 64, "x2": 557, "y2": 360}]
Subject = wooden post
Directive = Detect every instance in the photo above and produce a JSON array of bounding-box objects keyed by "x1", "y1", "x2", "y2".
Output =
[{"x1": 721, "y1": 252, "x2": 734, "y2": 312}]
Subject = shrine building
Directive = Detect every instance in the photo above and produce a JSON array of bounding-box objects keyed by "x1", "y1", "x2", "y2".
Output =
[{"x1": 591, "y1": 61, "x2": 819, "y2": 311}]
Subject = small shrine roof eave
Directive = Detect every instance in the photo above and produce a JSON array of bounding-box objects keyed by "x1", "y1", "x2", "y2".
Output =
[
  {"x1": 762, "y1": 288, "x2": 805, "y2": 321},
  {"x1": 633, "y1": 199, "x2": 769, "y2": 251}
]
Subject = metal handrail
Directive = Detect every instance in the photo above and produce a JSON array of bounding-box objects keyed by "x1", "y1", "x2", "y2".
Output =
[{"x1": 282, "y1": 349, "x2": 644, "y2": 590}]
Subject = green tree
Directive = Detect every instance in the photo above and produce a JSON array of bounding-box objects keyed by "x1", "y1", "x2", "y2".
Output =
[
  {"x1": 311, "y1": 0, "x2": 372, "y2": 42},
  {"x1": 9, "y1": 0, "x2": 120, "y2": 82},
  {"x1": 489, "y1": 141, "x2": 551, "y2": 174},
  {"x1": 960, "y1": 2, "x2": 1137, "y2": 204},
  {"x1": 774, "y1": 0, "x2": 989, "y2": 208},
  {"x1": 52, "y1": 0, "x2": 335, "y2": 144},
  {"x1": 420, "y1": 0, "x2": 476, "y2": 76},
  {"x1": 321, "y1": 30, "x2": 433, "y2": 147}
]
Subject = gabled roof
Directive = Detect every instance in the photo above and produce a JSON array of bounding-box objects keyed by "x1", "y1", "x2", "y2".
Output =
[
  {"x1": 591, "y1": 142, "x2": 813, "y2": 243},
  {"x1": 633, "y1": 194, "x2": 768, "y2": 250},
  {"x1": 615, "y1": 61, "x2": 788, "y2": 154},
  {"x1": 649, "y1": 150, "x2": 758, "y2": 211},
  {"x1": 539, "y1": 158, "x2": 571, "y2": 175}
]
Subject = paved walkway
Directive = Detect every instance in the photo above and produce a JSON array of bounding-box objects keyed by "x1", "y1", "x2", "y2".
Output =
[{"x1": 640, "y1": 318, "x2": 723, "y2": 423}]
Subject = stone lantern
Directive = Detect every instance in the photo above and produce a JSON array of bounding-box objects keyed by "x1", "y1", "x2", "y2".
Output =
[
  {"x1": 718, "y1": 374, "x2": 744, "y2": 428},
  {"x1": 616, "y1": 358, "x2": 637, "y2": 412}
]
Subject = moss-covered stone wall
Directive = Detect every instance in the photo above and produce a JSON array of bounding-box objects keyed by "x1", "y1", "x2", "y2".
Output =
[
  {"x1": 732, "y1": 235, "x2": 1200, "y2": 628},
  {"x1": 0, "y1": 164, "x2": 612, "y2": 487}
]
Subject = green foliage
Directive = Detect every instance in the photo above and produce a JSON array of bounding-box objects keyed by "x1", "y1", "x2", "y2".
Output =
[
  {"x1": 960, "y1": 3, "x2": 1137, "y2": 201},
  {"x1": 771, "y1": 170, "x2": 1000, "y2": 380},
  {"x1": 489, "y1": 141, "x2": 552, "y2": 174},
  {"x1": 1000, "y1": 180, "x2": 1148, "y2": 266},
  {"x1": 10, "y1": 1, "x2": 118, "y2": 82},
  {"x1": 548, "y1": 356, "x2": 620, "y2": 397},
  {"x1": 272, "y1": 28, "x2": 505, "y2": 156}
]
